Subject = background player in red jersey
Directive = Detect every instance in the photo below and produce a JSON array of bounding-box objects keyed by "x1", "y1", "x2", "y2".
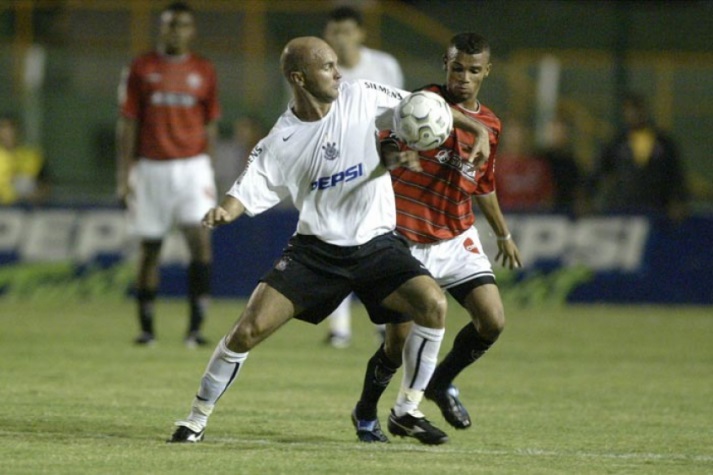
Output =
[
  {"x1": 116, "y1": 2, "x2": 220, "y2": 347},
  {"x1": 351, "y1": 32, "x2": 522, "y2": 442}
]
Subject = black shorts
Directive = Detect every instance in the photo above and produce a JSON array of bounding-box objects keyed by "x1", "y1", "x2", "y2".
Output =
[{"x1": 261, "y1": 232, "x2": 431, "y2": 325}]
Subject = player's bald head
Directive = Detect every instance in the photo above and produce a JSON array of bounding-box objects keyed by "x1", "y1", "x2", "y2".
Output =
[{"x1": 280, "y1": 36, "x2": 333, "y2": 81}]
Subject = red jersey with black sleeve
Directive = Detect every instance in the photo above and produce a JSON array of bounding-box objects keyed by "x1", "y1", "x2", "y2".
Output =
[
  {"x1": 119, "y1": 51, "x2": 220, "y2": 160},
  {"x1": 385, "y1": 84, "x2": 501, "y2": 244}
]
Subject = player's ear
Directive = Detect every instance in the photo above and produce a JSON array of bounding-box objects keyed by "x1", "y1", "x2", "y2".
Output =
[{"x1": 484, "y1": 63, "x2": 492, "y2": 78}]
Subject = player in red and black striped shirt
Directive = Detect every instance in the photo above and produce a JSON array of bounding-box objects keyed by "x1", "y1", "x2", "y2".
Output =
[{"x1": 354, "y1": 33, "x2": 522, "y2": 439}]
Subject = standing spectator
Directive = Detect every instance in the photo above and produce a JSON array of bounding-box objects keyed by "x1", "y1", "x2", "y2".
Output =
[
  {"x1": 322, "y1": 5, "x2": 405, "y2": 348},
  {"x1": 538, "y1": 115, "x2": 586, "y2": 215},
  {"x1": 323, "y1": 5, "x2": 404, "y2": 88},
  {"x1": 168, "y1": 36, "x2": 491, "y2": 446},
  {"x1": 116, "y1": 1, "x2": 220, "y2": 347},
  {"x1": 593, "y1": 92, "x2": 688, "y2": 220},
  {"x1": 495, "y1": 118, "x2": 555, "y2": 212},
  {"x1": 0, "y1": 114, "x2": 50, "y2": 205}
]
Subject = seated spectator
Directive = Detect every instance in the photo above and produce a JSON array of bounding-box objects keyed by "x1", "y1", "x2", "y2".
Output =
[
  {"x1": 495, "y1": 118, "x2": 554, "y2": 212},
  {"x1": 0, "y1": 114, "x2": 50, "y2": 205},
  {"x1": 592, "y1": 93, "x2": 688, "y2": 220}
]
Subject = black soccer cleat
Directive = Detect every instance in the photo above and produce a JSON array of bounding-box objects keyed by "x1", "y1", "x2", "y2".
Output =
[
  {"x1": 387, "y1": 410, "x2": 449, "y2": 445},
  {"x1": 168, "y1": 424, "x2": 205, "y2": 443},
  {"x1": 351, "y1": 408, "x2": 389, "y2": 443},
  {"x1": 184, "y1": 332, "x2": 209, "y2": 349},
  {"x1": 425, "y1": 384, "x2": 472, "y2": 429},
  {"x1": 134, "y1": 332, "x2": 156, "y2": 346}
]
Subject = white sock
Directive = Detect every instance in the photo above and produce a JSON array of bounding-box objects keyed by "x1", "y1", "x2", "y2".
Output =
[
  {"x1": 180, "y1": 336, "x2": 248, "y2": 430},
  {"x1": 393, "y1": 324, "x2": 444, "y2": 417},
  {"x1": 328, "y1": 294, "x2": 352, "y2": 337}
]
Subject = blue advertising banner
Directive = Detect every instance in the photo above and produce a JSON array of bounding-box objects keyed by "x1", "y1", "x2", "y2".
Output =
[{"x1": 0, "y1": 207, "x2": 711, "y2": 304}]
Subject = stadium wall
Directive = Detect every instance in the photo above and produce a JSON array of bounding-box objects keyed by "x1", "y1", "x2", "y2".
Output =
[{"x1": 0, "y1": 207, "x2": 710, "y2": 305}]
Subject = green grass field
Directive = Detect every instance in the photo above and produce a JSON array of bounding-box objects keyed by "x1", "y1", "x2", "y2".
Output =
[{"x1": 1, "y1": 298, "x2": 711, "y2": 474}]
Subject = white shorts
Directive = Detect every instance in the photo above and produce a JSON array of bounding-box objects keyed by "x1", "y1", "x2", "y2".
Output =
[
  {"x1": 407, "y1": 226, "x2": 494, "y2": 290},
  {"x1": 128, "y1": 154, "x2": 217, "y2": 239}
]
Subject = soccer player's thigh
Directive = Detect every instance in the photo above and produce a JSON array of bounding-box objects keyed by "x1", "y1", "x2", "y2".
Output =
[
  {"x1": 176, "y1": 155, "x2": 217, "y2": 227},
  {"x1": 354, "y1": 236, "x2": 445, "y2": 326},
  {"x1": 261, "y1": 246, "x2": 352, "y2": 326},
  {"x1": 129, "y1": 160, "x2": 175, "y2": 239},
  {"x1": 225, "y1": 282, "x2": 297, "y2": 352},
  {"x1": 459, "y1": 284, "x2": 505, "y2": 337}
]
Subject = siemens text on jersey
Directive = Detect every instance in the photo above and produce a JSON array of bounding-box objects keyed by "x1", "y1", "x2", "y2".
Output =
[{"x1": 363, "y1": 81, "x2": 404, "y2": 100}]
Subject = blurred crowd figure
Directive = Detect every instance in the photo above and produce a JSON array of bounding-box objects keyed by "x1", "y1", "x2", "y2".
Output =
[
  {"x1": 537, "y1": 115, "x2": 587, "y2": 216},
  {"x1": 494, "y1": 118, "x2": 554, "y2": 213},
  {"x1": 0, "y1": 114, "x2": 51, "y2": 205},
  {"x1": 213, "y1": 116, "x2": 266, "y2": 196},
  {"x1": 323, "y1": 5, "x2": 404, "y2": 88},
  {"x1": 590, "y1": 92, "x2": 689, "y2": 221}
]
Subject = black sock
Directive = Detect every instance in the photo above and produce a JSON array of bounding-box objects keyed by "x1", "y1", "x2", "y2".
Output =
[
  {"x1": 188, "y1": 262, "x2": 211, "y2": 334},
  {"x1": 428, "y1": 323, "x2": 494, "y2": 392},
  {"x1": 356, "y1": 345, "x2": 400, "y2": 420},
  {"x1": 137, "y1": 288, "x2": 156, "y2": 335}
]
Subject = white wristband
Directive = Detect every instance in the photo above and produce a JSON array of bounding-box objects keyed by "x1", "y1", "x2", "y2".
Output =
[{"x1": 497, "y1": 233, "x2": 512, "y2": 241}]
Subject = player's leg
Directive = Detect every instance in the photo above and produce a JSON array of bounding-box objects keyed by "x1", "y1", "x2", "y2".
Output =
[
  {"x1": 426, "y1": 282, "x2": 504, "y2": 428},
  {"x1": 180, "y1": 224, "x2": 212, "y2": 347},
  {"x1": 380, "y1": 275, "x2": 449, "y2": 445},
  {"x1": 325, "y1": 294, "x2": 352, "y2": 348},
  {"x1": 127, "y1": 158, "x2": 174, "y2": 345},
  {"x1": 170, "y1": 282, "x2": 298, "y2": 442},
  {"x1": 351, "y1": 320, "x2": 409, "y2": 442},
  {"x1": 177, "y1": 155, "x2": 217, "y2": 347},
  {"x1": 135, "y1": 239, "x2": 162, "y2": 344}
]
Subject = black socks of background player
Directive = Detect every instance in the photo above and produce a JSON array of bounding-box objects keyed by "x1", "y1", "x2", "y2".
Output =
[
  {"x1": 356, "y1": 344, "x2": 400, "y2": 420},
  {"x1": 137, "y1": 288, "x2": 157, "y2": 335},
  {"x1": 188, "y1": 262, "x2": 211, "y2": 334},
  {"x1": 427, "y1": 323, "x2": 494, "y2": 392}
]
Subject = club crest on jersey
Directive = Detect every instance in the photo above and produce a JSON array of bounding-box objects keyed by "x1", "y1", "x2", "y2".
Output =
[
  {"x1": 322, "y1": 142, "x2": 339, "y2": 161},
  {"x1": 187, "y1": 72, "x2": 202, "y2": 89},
  {"x1": 463, "y1": 237, "x2": 480, "y2": 254}
]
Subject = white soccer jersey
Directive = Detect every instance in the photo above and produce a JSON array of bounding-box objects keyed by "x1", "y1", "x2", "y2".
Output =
[
  {"x1": 339, "y1": 47, "x2": 404, "y2": 89},
  {"x1": 228, "y1": 80, "x2": 408, "y2": 246}
]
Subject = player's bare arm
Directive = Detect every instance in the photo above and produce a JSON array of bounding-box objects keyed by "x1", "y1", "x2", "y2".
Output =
[
  {"x1": 474, "y1": 193, "x2": 522, "y2": 269},
  {"x1": 450, "y1": 108, "x2": 490, "y2": 167},
  {"x1": 202, "y1": 195, "x2": 246, "y2": 229},
  {"x1": 380, "y1": 141, "x2": 422, "y2": 172},
  {"x1": 205, "y1": 121, "x2": 219, "y2": 167},
  {"x1": 115, "y1": 116, "x2": 138, "y2": 206}
]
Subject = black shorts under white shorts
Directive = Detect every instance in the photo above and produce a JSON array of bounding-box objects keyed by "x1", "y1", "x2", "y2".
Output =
[{"x1": 261, "y1": 232, "x2": 432, "y2": 325}]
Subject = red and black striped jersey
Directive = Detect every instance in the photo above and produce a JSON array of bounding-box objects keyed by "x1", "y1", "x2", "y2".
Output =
[{"x1": 385, "y1": 84, "x2": 501, "y2": 243}]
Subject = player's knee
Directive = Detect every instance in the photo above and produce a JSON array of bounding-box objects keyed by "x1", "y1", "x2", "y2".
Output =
[
  {"x1": 226, "y1": 320, "x2": 262, "y2": 352},
  {"x1": 477, "y1": 306, "x2": 505, "y2": 341},
  {"x1": 413, "y1": 287, "x2": 447, "y2": 328}
]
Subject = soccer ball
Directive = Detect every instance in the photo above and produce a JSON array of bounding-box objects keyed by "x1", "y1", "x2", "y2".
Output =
[{"x1": 393, "y1": 91, "x2": 453, "y2": 151}]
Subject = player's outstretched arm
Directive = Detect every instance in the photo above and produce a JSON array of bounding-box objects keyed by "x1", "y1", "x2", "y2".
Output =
[
  {"x1": 202, "y1": 195, "x2": 246, "y2": 229},
  {"x1": 450, "y1": 108, "x2": 490, "y2": 167}
]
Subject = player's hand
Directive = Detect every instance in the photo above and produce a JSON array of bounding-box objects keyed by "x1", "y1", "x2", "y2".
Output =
[
  {"x1": 467, "y1": 130, "x2": 490, "y2": 168},
  {"x1": 116, "y1": 183, "x2": 132, "y2": 209},
  {"x1": 383, "y1": 149, "x2": 422, "y2": 172},
  {"x1": 495, "y1": 237, "x2": 522, "y2": 270},
  {"x1": 202, "y1": 206, "x2": 233, "y2": 229}
]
